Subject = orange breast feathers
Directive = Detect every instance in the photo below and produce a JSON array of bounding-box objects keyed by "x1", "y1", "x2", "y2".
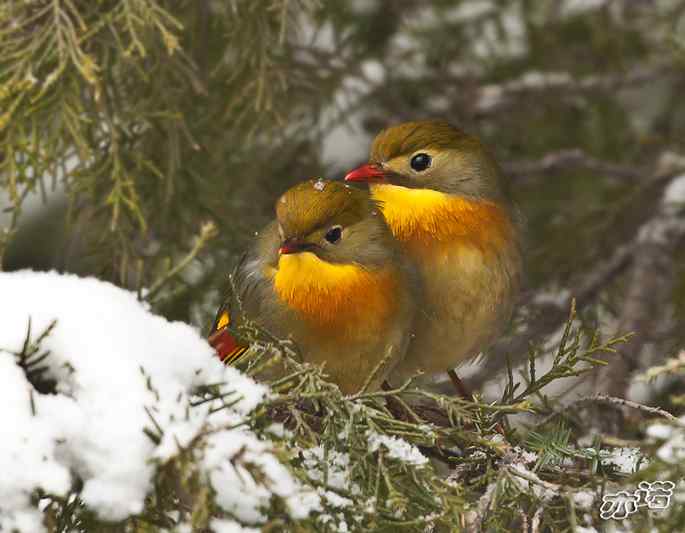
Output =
[
  {"x1": 272, "y1": 252, "x2": 399, "y2": 336},
  {"x1": 370, "y1": 184, "x2": 514, "y2": 254}
]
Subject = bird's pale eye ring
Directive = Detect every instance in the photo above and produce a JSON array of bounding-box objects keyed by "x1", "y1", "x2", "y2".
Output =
[
  {"x1": 324, "y1": 225, "x2": 343, "y2": 244},
  {"x1": 410, "y1": 153, "x2": 432, "y2": 172}
]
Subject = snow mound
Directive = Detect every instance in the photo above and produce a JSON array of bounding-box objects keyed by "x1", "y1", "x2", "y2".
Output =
[{"x1": 0, "y1": 271, "x2": 317, "y2": 532}]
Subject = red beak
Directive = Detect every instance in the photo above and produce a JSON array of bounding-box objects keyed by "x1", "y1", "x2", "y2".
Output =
[
  {"x1": 344, "y1": 163, "x2": 386, "y2": 183},
  {"x1": 278, "y1": 240, "x2": 308, "y2": 255}
]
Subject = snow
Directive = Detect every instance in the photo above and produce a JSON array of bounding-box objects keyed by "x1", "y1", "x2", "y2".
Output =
[
  {"x1": 649, "y1": 416, "x2": 685, "y2": 464},
  {"x1": 367, "y1": 431, "x2": 429, "y2": 466},
  {"x1": 360, "y1": 60, "x2": 386, "y2": 85},
  {"x1": 664, "y1": 174, "x2": 685, "y2": 204},
  {"x1": 302, "y1": 446, "x2": 358, "y2": 491},
  {"x1": 647, "y1": 423, "x2": 674, "y2": 440},
  {"x1": 533, "y1": 288, "x2": 572, "y2": 307},
  {"x1": 636, "y1": 171, "x2": 685, "y2": 246},
  {"x1": 0, "y1": 270, "x2": 317, "y2": 532},
  {"x1": 596, "y1": 447, "x2": 646, "y2": 474},
  {"x1": 562, "y1": 0, "x2": 608, "y2": 16},
  {"x1": 204, "y1": 429, "x2": 320, "y2": 523},
  {"x1": 511, "y1": 446, "x2": 539, "y2": 465},
  {"x1": 573, "y1": 490, "x2": 596, "y2": 509},
  {"x1": 508, "y1": 463, "x2": 557, "y2": 501},
  {"x1": 321, "y1": 490, "x2": 353, "y2": 508},
  {"x1": 349, "y1": 0, "x2": 380, "y2": 15},
  {"x1": 471, "y1": 2, "x2": 527, "y2": 59},
  {"x1": 444, "y1": 1, "x2": 493, "y2": 23},
  {"x1": 478, "y1": 72, "x2": 574, "y2": 112},
  {"x1": 656, "y1": 437, "x2": 685, "y2": 463}
]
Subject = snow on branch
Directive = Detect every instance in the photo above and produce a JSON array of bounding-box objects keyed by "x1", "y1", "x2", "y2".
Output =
[{"x1": 0, "y1": 270, "x2": 318, "y2": 532}]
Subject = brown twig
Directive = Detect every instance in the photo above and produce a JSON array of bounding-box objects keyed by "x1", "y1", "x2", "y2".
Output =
[
  {"x1": 573, "y1": 394, "x2": 685, "y2": 428},
  {"x1": 503, "y1": 149, "x2": 644, "y2": 183},
  {"x1": 595, "y1": 153, "x2": 685, "y2": 396},
  {"x1": 530, "y1": 507, "x2": 543, "y2": 533},
  {"x1": 475, "y1": 65, "x2": 671, "y2": 114}
]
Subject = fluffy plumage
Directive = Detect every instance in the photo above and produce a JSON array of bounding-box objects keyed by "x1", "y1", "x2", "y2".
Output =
[
  {"x1": 370, "y1": 184, "x2": 513, "y2": 251},
  {"x1": 273, "y1": 252, "x2": 400, "y2": 336},
  {"x1": 210, "y1": 179, "x2": 416, "y2": 394},
  {"x1": 345, "y1": 120, "x2": 523, "y2": 383}
]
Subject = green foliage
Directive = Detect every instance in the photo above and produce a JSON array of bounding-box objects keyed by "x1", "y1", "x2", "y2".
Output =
[
  {"x1": 1, "y1": 0, "x2": 327, "y2": 298},
  {"x1": 526, "y1": 421, "x2": 586, "y2": 472},
  {"x1": 2, "y1": 1, "x2": 685, "y2": 531},
  {"x1": 10, "y1": 317, "x2": 59, "y2": 395},
  {"x1": 20, "y1": 298, "x2": 664, "y2": 532},
  {"x1": 499, "y1": 300, "x2": 630, "y2": 406}
]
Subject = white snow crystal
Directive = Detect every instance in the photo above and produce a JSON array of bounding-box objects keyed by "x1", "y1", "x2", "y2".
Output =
[
  {"x1": 0, "y1": 270, "x2": 306, "y2": 532},
  {"x1": 444, "y1": 0, "x2": 493, "y2": 23},
  {"x1": 647, "y1": 423, "x2": 674, "y2": 440},
  {"x1": 204, "y1": 429, "x2": 320, "y2": 522},
  {"x1": 597, "y1": 447, "x2": 646, "y2": 474},
  {"x1": 653, "y1": 418, "x2": 685, "y2": 464},
  {"x1": 367, "y1": 431, "x2": 428, "y2": 466},
  {"x1": 572, "y1": 490, "x2": 596, "y2": 509},
  {"x1": 303, "y1": 446, "x2": 357, "y2": 492},
  {"x1": 664, "y1": 174, "x2": 685, "y2": 204},
  {"x1": 562, "y1": 0, "x2": 607, "y2": 16},
  {"x1": 360, "y1": 60, "x2": 385, "y2": 85},
  {"x1": 533, "y1": 288, "x2": 571, "y2": 307},
  {"x1": 320, "y1": 490, "x2": 353, "y2": 508},
  {"x1": 508, "y1": 463, "x2": 557, "y2": 501},
  {"x1": 512, "y1": 446, "x2": 539, "y2": 464}
]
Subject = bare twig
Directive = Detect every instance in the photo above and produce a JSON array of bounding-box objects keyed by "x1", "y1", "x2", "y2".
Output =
[
  {"x1": 572, "y1": 394, "x2": 685, "y2": 428},
  {"x1": 530, "y1": 507, "x2": 543, "y2": 533},
  {"x1": 595, "y1": 153, "x2": 685, "y2": 396},
  {"x1": 503, "y1": 149, "x2": 644, "y2": 183},
  {"x1": 145, "y1": 221, "x2": 218, "y2": 302},
  {"x1": 507, "y1": 465, "x2": 562, "y2": 495},
  {"x1": 476, "y1": 65, "x2": 670, "y2": 113},
  {"x1": 357, "y1": 345, "x2": 398, "y2": 396}
]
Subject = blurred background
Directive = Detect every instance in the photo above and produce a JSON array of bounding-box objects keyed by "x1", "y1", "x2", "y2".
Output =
[{"x1": 2, "y1": 0, "x2": 685, "y2": 406}]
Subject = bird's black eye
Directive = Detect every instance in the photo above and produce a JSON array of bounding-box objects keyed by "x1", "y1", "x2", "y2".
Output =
[
  {"x1": 410, "y1": 153, "x2": 432, "y2": 172},
  {"x1": 324, "y1": 225, "x2": 342, "y2": 244}
]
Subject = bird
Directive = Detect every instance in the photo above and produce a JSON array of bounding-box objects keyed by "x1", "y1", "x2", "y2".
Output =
[
  {"x1": 208, "y1": 179, "x2": 416, "y2": 395},
  {"x1": 344, "y1": 120, "x2": 523, "y2": 393}
]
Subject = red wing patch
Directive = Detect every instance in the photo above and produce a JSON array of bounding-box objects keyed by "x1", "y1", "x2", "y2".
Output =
[{"x1": 209, "y1": 310, "x2": 249, "y2": 364}]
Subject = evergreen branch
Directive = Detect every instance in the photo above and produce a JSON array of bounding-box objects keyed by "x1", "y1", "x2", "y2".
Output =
[
  {"x1": 6, "y1": 316, "x2": 59, "y2": 394},
  {"x1": 145, "y1": 221, "x2": 218, "y2": 302},
  {"x1": 355, "y1": 344, "x2": 396, "y2": 396}
]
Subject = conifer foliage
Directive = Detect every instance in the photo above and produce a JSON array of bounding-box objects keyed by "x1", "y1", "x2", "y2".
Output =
[{"x1": 1, "y1": 1, "x2": 685, "y2": 532}]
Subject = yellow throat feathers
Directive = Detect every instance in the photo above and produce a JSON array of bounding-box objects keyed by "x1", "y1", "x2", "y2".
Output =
[
  {"x1": 273, "y1": 252, "x2": 398, "y2": 334},
  {"x1": 370, "y1": 184, "x2": 513, "y2": 253}
]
